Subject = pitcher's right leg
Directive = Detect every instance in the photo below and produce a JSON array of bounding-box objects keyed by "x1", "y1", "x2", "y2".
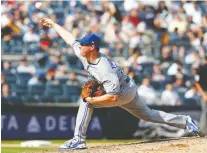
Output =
[{"x1": 59, "y1": 100, "x2": 93, "y2": 150}]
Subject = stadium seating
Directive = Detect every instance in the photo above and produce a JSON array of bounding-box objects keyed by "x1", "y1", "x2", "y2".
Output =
[
  {"x1": 28, "y1": 84, "x2": 46, "y2": 96},
  {"x1": 2, "y1": 40, "x2": 23, "y2": 54},
  {"x1": 54, "y1": 96, "x2": 71, "y2": 103},
  {"x1": 4, "y1": 72, "x2": 17, "y2": 84},
  {"x1": 25, "y1": 42, "x2": 41, "y2": 54},
  {"x1": 11, "y1": 84, "x2": 28, "y2": 96},
  {"x1": 21, "y1": 95, "x2": 40, "y2": 103},
  {"x1": 40, "y1": 96, "x2": 55, "y2": 103},
  {"x1": 1, "y1": 1, "x2": 206, "y2": 105},
  {"x1": 44, "y1": 84, "x2": 63, "y2": 97},
  {"x1": 66, "y1": 55, "x2": 83, "y2": 70},
  {"x1": 7, "y1": 96, "x2": 23, "y2": 103},
  {"x1": 16, "y1": 72, "x2": 32, "y2": 85},
  {"x1": 177, "y1": 89, "x2": 188, "y2": 104},
  {"x1": 151, "y1": 81, "x2": 163, "y2": 91},
  {"x1": 140, "y1": 63, "x2": 154, "y2": 77},
  {"x1": 183, "y1": 98, "x2": 199, "y2": 105},
  {"x1": 62, "y1": 84, "x2": 81, "y2": 103}
]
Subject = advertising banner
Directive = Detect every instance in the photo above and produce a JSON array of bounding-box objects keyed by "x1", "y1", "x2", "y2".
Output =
[
  {"x1": 1, "y1": 114, "x2": 102, "y2": 139},
  {"x1": 1, "y1": 104, "x2": 201, "y2": 139}
]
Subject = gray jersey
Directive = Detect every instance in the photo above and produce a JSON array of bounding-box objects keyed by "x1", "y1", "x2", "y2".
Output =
[
  {"x1": 68, "y1": 41, "x2": 191, "y2": 145},
  {"x1": 72, "y1": 41, "x2": 128, "y2": 94}
]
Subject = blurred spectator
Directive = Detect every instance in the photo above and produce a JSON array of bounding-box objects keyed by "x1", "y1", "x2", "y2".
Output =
[
  {"x1": 66, "y1": 72, "x2": 80, "y2": 86},
  {"x1": 187, "y1": 31, "x2": 201, "y2": 47},
  {"x1": 121, "y1": 16, "x2": 134, "y2": 39},
  {"x1": 127, "y1": 68, "x2": 138, "y2": 83},
  {"x1": 40, "y1": 33, "x2": 51, "y2": 51},
  {"x1": 173, "y1": 77, "x2": 185, "y2": 90},
  {"x1": 1, "y1": 25, "x2": 13, "y2": 41},
  {"x1": 34, "y1": 53, "x2": 50, "y2": 70},
  {"x1": 4, "y1": 13, "x2": 21, "y2": 38},
  {"x1": 53, "y1": 53, "x2": 68, "y2": 77},
  {"x1": 183, "y1": 2, "x2": 202, "y2": 26},
  {"x1": 161, "y1": 84, "x2": 180, "y2": 106},
  {"x1": 46, "y1": 63, "x2": 59, "y2": 84},
  {"x1": 2, "y1": 61, "x2": 15, "y2": 74},
  {"x1": 123, "y1": 0, "x2": 138, "y2": 12},
  {"x1": 16, "y1": 57, "x2": 36, "y2": 75},
  {"x1": 1, "y1": 1, "x2": 207, "y2": 104},
  {"x1": 53, "y1": 53, "x2": 64, "y2": 66},
  {"x1": 187, "y1": 63, "x2": 199, "y2": 83},
  {"x1": 142, "y1": 5, "x2": 156, "y2": 29},
  {"x1": 156, "y1": 1, "x2": 168, "y2": 14},
  {"x1": 185, "y1": 50, "x2": 200, "y2": 65},
  {"x1": 152, "y1": 63, "x2": 165, "y2": 81},
  {"x1": 177, "y1": 46, "x2": 186, "y2": 62},
  {"x1": 153, "y1": 1, "x2": 170, "y2": 32},
  {"x1": 171, "y1": 45, "x2": 179, "y2": 60},
  {"x1": 123, "y1": 66, "x2": 131, "y2": 75},
  {"x1": 129, "y1": 31, "x2": 144, "y2": 51},
  {"x1": 101, "y1": 1, "x2": 122, "y2": 23},
  {"x1": 160, "y1": 46, "x2": 173, "y2": 70},
  {"x1": 2, "y1": 61, "x2": 11, "y2": 73},
  {"x1": 167, "y1": 60, "x2": 183, "y2": 76},
  {"x1": 104, "y1": 22, "x2": 120, "y2": 44},
  {"x1": 127, "y1": 47, "x2": 147, "y2": 71},
  {"x1": 23, "y1": 25, "x2": 40, "y2": 43},
  {"x1": 168, "y1": 14, "x2": 187, "y2": 35},
  {"x1": 128, "y1": 8, "x2": 141, "y2": 26},
  {"x1": 202, "y1": 15, "x2": 207, "y2": 29},
  {"x1": 137, "y1": 77, "x2": 157, "y2": 105},
  {"x1": 28, "y1": 71, "x2": 46, "y2": 86},
  {"x1": 1, "y1": 84, "x2": 11, "y2": 99},
  {"x1": 1, "y1": 73, "x2": 6, "y2": 85},
  {"x1": 184, "y1": 85, "x2": 200, "y2": 102}
]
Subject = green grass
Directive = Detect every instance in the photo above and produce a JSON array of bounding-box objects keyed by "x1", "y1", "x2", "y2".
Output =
[
  {"x1": 1, "y1": 147, "x2": 55, "y2": 153},
  {"x1": 1, "y1": 140, "x2": 64, "y2": 145},
  {"x1": 1, "y1": 139, "x2": 139, "y2": 153}
]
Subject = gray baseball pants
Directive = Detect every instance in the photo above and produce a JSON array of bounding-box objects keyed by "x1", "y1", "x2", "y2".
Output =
[{"x1": 73, "y1": 79, "x2": 188, "y2": 142}]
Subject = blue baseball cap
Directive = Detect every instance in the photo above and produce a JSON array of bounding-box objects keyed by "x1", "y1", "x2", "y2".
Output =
[
  {"x1": 77, "y1": 33, "x2": 100, "y2": 50},
  {"x1": 35, "y1": 71, "x2": 45, "y2": 79}
]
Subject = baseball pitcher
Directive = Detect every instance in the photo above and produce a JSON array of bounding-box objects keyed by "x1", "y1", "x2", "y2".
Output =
[{"x1": 40, "y1": 18, "x2": 205, "y2": 150}]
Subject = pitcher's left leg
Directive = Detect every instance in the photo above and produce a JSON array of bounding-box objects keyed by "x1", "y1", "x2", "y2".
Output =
[{"x1": 121, "y1": 94, "x2": 205, "y2": 136}]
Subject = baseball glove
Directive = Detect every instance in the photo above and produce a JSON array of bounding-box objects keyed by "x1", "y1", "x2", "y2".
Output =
[{"x1": 81, "y1": 80, "x2": 105, "y2": 100}]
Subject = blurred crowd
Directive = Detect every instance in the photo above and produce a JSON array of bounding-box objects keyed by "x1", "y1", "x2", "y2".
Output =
[{"x1": 1, "y1": 0, "x2": 207, "y2": 105}]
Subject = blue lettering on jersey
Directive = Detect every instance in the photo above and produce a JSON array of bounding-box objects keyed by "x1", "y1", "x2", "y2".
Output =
[{"x1": 106, "y1": 57, "x2": 117, "y2": 69}]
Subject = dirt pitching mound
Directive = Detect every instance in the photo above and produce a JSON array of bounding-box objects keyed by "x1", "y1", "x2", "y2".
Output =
[{"x1": 32, "y1": 137, "x2": 207, "y2": 153}]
